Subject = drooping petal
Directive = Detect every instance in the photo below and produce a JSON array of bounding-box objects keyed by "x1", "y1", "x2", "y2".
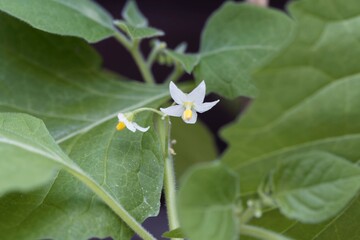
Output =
[
  {"x1": 133, "y1": 123, "x2": 150, "y2": 132},
  {"x1": 160, "y1": 105, "x2": 184, "y2": 117},
  {"x1": 187, "y1": 80, "x2": 206, "y2": 104},
  {"x1": 169, "y1": 81, "x2": 187, "y2": 104},
  {"x1": 124, "y1": 121, "x2": 137, "y2": 132},
  {"x1": 182, "y1": 110, "x2": 197, "y2": 124},
  {"x1": 194, "y1": 100, "x2": 220, "y2": 113}
]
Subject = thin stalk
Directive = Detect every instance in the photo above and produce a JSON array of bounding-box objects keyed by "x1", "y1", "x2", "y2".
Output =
[
  {"x1": 240, "y1": 225, "x2": 292, "y2": 240},
  {"x1": 240, "y1": 205, "x2": 256, "y2": 223},
  {"x1": 114, "y1": 31, "x2": 155, "y2": 84},
  {"x1": 132, "y1": 107, "x2": 165, "y2": 117},
  {"x1": 65, "y1": 165, "x2": 156, "y2": 240},
  {"x1": 163, "y1": 120, "x2": 182, "y2": 240},
  {"x1": 165, "y1": 64, "x2": 184, "y2": 84}
]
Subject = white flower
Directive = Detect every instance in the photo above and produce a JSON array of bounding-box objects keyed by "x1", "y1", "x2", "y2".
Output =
[
  {"x1": 160, "y1": 81, "x2": 219, "y2": 124},
  {"x1": 116, "y1": 113, "x2": 150, "y2": 132}
]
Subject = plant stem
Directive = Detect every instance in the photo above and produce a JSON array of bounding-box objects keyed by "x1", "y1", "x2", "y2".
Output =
[
  {"x1": 114, "y1": 31, "x2": 155, "y2": 84},
  {"x1": 165, "y1": 64, "x2": 184, "y2": 84},
  {"x1": 66, "y1": 165, "x2": 156, "y2": 240},
  {"x1": 240, "y1": 225, "x2": 292, "y2": 240},
  {"x1": 163, "y1": 120, "x2": 182, "y2": 240},
  {"x1": 240, "y1": 204, "x2": 256, "y2": 223},
  {"x1": 132, "y1": 107, "x2": 165, "y2": 117}
]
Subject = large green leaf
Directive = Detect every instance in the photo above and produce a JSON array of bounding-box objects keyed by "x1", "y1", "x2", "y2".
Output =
[
  {"x1": 195, "y1": 2, "x2": 293, "y2": 98},
  {"x1": 0, "y1": 113, "x2": 68, "y2": 195},
  {"x1": 178, "y1": 162, "x2": 240, "y2": 240},
  {"x1": 0, "y1": 0, "x2": 115, "y2": 42},
  {"x1": 221, "y1": 0, "x2": 360, "y2": 238},
  {"x1": 268, "y1": 151, "x2": 360, "y2": 223},
  {"x1": 0, "y1": 12, "x2": 167, "y2": 239}
]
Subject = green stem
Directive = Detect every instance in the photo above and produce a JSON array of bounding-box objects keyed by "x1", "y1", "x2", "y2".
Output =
[
  {"x1": 163, "y1": 120, "x2": 182, "y2": 240},
  {"x1": 132, "y1": 107, "x2": 165, "y2": 117},
  {"x1": 114, "y1": 31, "x2": 155, "y2": 84},
  {"x1": 165, "y1": 64, "x2": 184, "y2": 84},
  {"x1": 147, "y1": 41, "x2": 166, "y2": 67},
  {"x1": 65, "y1": 165, "x2": 156, "y2": 240},
  {"x1": 240, "y1": 225, "x2": 292, "y2": 240},
  {"x1": 240, "y1": 204, "x2": 256, "y2": 223}
]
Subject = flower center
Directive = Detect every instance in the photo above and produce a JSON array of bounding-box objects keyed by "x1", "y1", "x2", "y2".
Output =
[
  {"x1": 183, "y1": 109, "x2": 192, "y2": 121},
  {"x1": 116, "y1": 121, "x2": 126, "y2": 131}
]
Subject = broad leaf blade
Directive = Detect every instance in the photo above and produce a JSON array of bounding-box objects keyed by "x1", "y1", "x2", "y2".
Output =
[
  {"x1": 195, "y1": 2, "x2": 293, "y2": 98},
  {"x1": 0, "y1": 13, "x2": 167, "y2": 239},
  {"x1": 0, "y1": 113, "x2": 68, "y2": 195},
  {"x1": 221, "y1": 0, "x2": 360, "y2": 238},
  {"x1": 162, "y1": 228, "x2": 186, "y2": 239},
  {"x1": 178, "y1": 162, "x2": 240, "y2": 240},
  {"x1": 0, "y1": 0, "x2": 115, "y2": 42},
  {"x1": 269, "y1": 151, "x2": 360, "y2": 223}
]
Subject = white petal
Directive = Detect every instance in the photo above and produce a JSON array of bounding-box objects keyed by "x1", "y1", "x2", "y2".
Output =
[
  {"x1": 188, "y1": 80, "x2": 206, "y2": 104},
  {"x1": 169, "y1": 81, "x2": 187, "y2": 104},
  {"x1": 160, "y1": 105, "x2": 184, "y2": 117},
  {"x1": 194, "y1": 100, "x2": 219, "y2": 113},
  {"x1": 182, "y1": 110, "x2": 197, "y2": 124},
  {"x1": 133, "y1": 123, "x2": 150, "y2": 132},
  {"x1": 124, "y1": 121, "x2": 137, "y2": 132},
  {"x1": 117, "y1": 113, "x2": 127, "y2": 121}
]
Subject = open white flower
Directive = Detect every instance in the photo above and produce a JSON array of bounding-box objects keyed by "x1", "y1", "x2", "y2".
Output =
[
  {"x1": 116, "y1": 113, "x2": 150, "y2": 132},
  {"x1": 160, "y1": 81, "x2": 219, "y2": 124}
]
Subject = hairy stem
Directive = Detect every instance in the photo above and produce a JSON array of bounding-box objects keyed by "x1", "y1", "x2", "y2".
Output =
[
  {"x1": 163, "y1": 120, "x2": 182, "y2": 240},
  {"x1": 240, "y1": 225, "x2": 292, "y2": 240},
  {"x1": 66, "y1": 165, "x2": 156, "y2": 240},
  {"x1": 114, "y1": 31, "x2": 155, "y2": 84}
]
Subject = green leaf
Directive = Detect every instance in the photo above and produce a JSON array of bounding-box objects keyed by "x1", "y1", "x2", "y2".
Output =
[
  {"x1": 164, "y1": 49, "x2": 199, "y2": 74},
  {"x1": 0, "y1": 113, "x2": 67, "y2": 195},
  {"x1": 195, "y1": 2, "x2": 293, "y2": 99},
  {"x1": 116, "y1": 20, "x2": 164, "y2": 40},
  {"x1": 0, "y1": 0, "x2": 115, "y2": 42},
  {"x1": 268, "y1": 151, "x2": 360, "y2": 223},
  {"x1": 0, "y1": 13, "x2": 167, "y2": 239},
  {"x1": 162, "y1": 228, "x2": 186, "y2": 239},
  {"x1": 171, "y1": 118, "x2": 217, "y2": 179},
  {"x1": 122, "y1": 0, "x2": 147, "y2": 27},
  {"x1": 221, "y1": 0, "x2": 360, "y2": 238},
  {"x1": 178, "y1": 162, "x2": 240, "y2": 240}
]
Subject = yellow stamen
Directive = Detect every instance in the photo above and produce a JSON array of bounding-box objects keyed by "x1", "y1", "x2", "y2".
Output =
[
  {"x1": 116, "y1": 121, "x2": 126, "y2": 131},
  {"x1": 183, "y1": 109, "x2": 193, "y2": 121}
]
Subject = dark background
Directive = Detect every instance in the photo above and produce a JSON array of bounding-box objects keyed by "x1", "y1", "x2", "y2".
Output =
[{"x1": 92, "y1": 1, "x2": 290, "y2": 239}]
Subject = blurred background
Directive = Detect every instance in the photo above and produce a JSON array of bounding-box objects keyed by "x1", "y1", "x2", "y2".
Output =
[{"x1": 92, "y1": 1, "x2": 290, "y2": 239}]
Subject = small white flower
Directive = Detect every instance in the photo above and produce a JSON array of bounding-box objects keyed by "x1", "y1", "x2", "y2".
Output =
[
  {"x1": 116, "y1": 113, "x2": 149, "y2": 132},
  {"x1": 160, "y1": 81, "x2": 219, "y2": 124}
]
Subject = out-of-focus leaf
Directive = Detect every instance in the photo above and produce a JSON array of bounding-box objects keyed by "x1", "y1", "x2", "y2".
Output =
[
  {"x1": 195, "y1": 2, "x2": 293, "y2": 98},
  {"x1": 0, "y1": 0, "x2": 115, "y2": 42},
  {"x1": 178, "y1": 162, "x2": 240, "y2": 240},
  {"x1": 164, "y1": 49, "x2": 199, "y2": 74},
  {"x1": 162, "y1": 228, "x2": 186, "y2": 239},
  {"x1": 116, "y1": 20, "x2": 164, "y2": 40},
  {"x1": 122, "y1": 0, "x2": 147, "y2": 27},
  {"x1": 269, "y1": 151, "x2": 360, "y2": 223},
  {"x1": 221, "y1": 0, "x2": 360, "y2": 238}
]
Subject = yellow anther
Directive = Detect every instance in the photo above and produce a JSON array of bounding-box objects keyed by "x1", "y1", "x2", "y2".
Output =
[
  {"x1": 183, "y1": 109, "x2": 193, "y2": 121},
  {"x1": 116, "y1": 121, "x2": 126, "y2": 131}
]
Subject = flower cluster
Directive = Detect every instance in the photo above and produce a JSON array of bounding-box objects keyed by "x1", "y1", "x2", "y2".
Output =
[{"x1": 116, "y1": 81, "x2": 219, "y2": 132}]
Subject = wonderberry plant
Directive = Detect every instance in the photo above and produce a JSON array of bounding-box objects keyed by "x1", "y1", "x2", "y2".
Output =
[{"x1": 0, "y1": 0, "x2": 359, "y2": 240}]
